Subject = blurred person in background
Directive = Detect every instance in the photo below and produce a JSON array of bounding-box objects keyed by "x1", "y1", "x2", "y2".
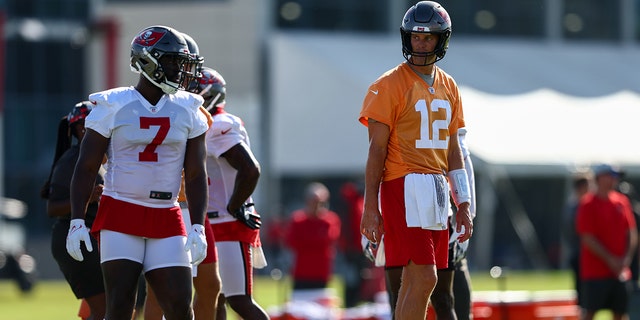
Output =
[
  {"x1": 341, "y1": 181, "x2": 387, "y2": 307},
  {"x1": 41, "y1": 101, "x2": 106, "y2": 320},
  {"x1": 264, "y1": 214, "x2": 286, "y2": 273},
  {"x1": 451, "y1": 251, "x2": 474, "y2": 319},
  {"x1": 617, "y1": 180, "x2": 640, "y2": 291},
  {"x1": 66, "y1": 25, "x2": 209, "y2": 320},
  {"x1": 563, "y1": 172, "x2": 592, "y2": 311},
  {"x1": 285, "y1": 182, "x2": 341, "y2": 301},
  {"x1": 576, "y1": 164, "x2": 637, "y2": 320}
]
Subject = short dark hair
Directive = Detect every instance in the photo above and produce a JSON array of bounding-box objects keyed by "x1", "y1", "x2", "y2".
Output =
[{"x1": 573, "y1": 175, "x2": 590, "y2": 190}]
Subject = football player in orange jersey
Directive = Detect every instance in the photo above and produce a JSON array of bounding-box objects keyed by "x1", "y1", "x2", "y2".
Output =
[{"x1": 358, "y1": 2, "x2": 473, "y2": 319}]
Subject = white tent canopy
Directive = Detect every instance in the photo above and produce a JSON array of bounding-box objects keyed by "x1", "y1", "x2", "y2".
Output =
[
  {"x1": 269, "y1": 33, "x2": 640, "y2": 176},
  {"x1": 462, "y1": 88, "x2": 640, "y2": 176}
]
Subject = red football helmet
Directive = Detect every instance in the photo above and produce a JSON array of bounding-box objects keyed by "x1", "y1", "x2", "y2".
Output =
[
  {"x1": 197, "y1": 67, "x2": 226, "y2": 112},
  {"x1": 67, "y1": 101, "x2": 93, "y2": 126}
]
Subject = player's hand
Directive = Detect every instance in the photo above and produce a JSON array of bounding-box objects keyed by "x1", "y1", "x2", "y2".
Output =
[
  {"x1": 66, "y1": 219, "x2": 93, "y2": 261},
  {"x1": 455, "y1": 202, "x2": 473, "y2": 242},
  {"x1": 360, "y1": 207, "x2": 384, "y2": 244},
  {"x1": 89, "y1": 184, "x2": 104, "y2": 204},
  {"x1": 184, "y1": 224, "x2": 207, "y2": 265},
  {"x1": 228, "y1": 203, "x2": 262, "y2": 230}
]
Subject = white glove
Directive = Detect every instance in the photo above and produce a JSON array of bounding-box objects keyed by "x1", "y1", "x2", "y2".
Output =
[
  {"x1": 66, "y1": 219, "x2": 93, "y2": 261},
  {"x1": 184, "y1": 224, "x2": 207, "y2": 265}
]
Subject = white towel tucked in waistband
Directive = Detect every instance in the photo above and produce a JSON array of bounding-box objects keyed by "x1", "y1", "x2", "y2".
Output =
[
  {"x1": 404, "y1": 173, "x2": 449, "y2": 230},
  {"x1": 252, "y1": 245, "x2": 268, "y2": 269}
]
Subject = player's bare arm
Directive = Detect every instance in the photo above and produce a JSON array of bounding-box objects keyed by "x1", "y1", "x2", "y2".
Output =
[
  {"x1": 447, "y1": 132, "x2": 473, "y2": 242},
  {"x1": 361, "y1": 118, "x2": 388, "y2": 243},
  {"x1": 221, "y1": 143, "x2": 261, "y2": 211},
  {"x1": 70, "y1": 129, "x2": 109, "y2": 220},
  {"x1": 625, "y1": 228, "x2": 638, "y2": 268},
  {"x1": 184, "y1": 133, "x2": 208, "y2": 226}
]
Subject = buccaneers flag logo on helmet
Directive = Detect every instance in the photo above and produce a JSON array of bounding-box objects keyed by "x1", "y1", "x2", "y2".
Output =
[{"x1": 134, "y1": 30, "x2": 165, "y2": 46}]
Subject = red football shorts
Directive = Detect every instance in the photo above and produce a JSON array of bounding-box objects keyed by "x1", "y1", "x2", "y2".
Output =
[
  {"x1": 380, "y1": 176, "x2": 449, "y2": 268},
  {"x1": 202, "y1": 218, "x2": 218, "y2": 264},
  {"x1": 91, "y1": 196, "x2": 185, "y2": 240}
]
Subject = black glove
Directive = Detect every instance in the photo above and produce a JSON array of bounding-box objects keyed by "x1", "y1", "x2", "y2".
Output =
[{"x1": 228, "y1": 203, "x2": 262, "y2": 230}]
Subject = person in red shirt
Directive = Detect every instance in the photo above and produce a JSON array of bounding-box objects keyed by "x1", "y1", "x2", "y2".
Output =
[
  {"x1": 576, "y1": 164, "x2": 638, "y2": 320},
  {"x1": 340, "y1": 181, "x2": 366, "y2": 307},
  {"x1": 285, "y1": 182, "x2": 341, "y2": 292}
]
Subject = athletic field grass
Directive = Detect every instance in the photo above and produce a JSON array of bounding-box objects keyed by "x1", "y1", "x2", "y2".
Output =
[{"x1": 0, "y1": 270, "x2": 614, "y2": 319}]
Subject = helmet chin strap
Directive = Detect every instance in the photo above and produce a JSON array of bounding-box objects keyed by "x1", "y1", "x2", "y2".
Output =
[
  {"x1": 136, "y1": 48, "x2": 181, "y2": 94},
  {"x1": 407, "y1": 52, "x2": 440, "y2": 66},
  {"x1": 136, "y1": 61, "x2": 179, "y2": 94},
  {"x1": 199, "y1": 84, "x2": 222, "y2": 112},
  {"x1": 203, "y1": 94, "x2": 222, "y2": 112}
]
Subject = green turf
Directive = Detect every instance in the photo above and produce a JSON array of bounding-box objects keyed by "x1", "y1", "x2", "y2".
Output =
[
  {"x1": 0, "y1": 271, "x2": 615, "y2": 320},
  {"x1": 0, "y1": 280, "x2": 79, "y2": 320}
]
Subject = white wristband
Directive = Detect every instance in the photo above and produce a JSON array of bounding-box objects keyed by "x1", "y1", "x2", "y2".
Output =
[
  {"x1": 448, "y1": 168, "x2": 471, "y2": 206},
  {"x1": 191, "y1": 224, "x2": 205, "y2": 234}
]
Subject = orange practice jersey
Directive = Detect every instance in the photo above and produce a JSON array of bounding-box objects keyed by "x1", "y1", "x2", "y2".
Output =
[
  {"x1": 178, "y1": 106, "x2": 213, "y2": 202},
  {"x1": 359, "y1": 63, "x2": 465, "y2": 181}
]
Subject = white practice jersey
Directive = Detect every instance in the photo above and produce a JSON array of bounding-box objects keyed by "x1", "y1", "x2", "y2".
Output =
[
  {"x1": 205, "y1": 111, "x2": 254, "y2": 223},
  {"x1": 86, "y1": 87, "x2": 208, "y2": 208}
]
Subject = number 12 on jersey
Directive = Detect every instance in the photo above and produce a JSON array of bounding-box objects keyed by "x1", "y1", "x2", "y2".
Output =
[{"x1": 414, "y1": 99, "x2": 451, "y2": 150}]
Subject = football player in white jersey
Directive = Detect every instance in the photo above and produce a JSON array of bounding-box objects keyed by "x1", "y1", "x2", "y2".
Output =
[
  {"x1": 142, "y1": 32, "x2": 223, "y2": 320},
  {"x1": 66, "y1": 25, "x2": 209, "y2": 320},
  {"x1": 195, "y1": 67, "x2": 269, "y2": 320}
]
